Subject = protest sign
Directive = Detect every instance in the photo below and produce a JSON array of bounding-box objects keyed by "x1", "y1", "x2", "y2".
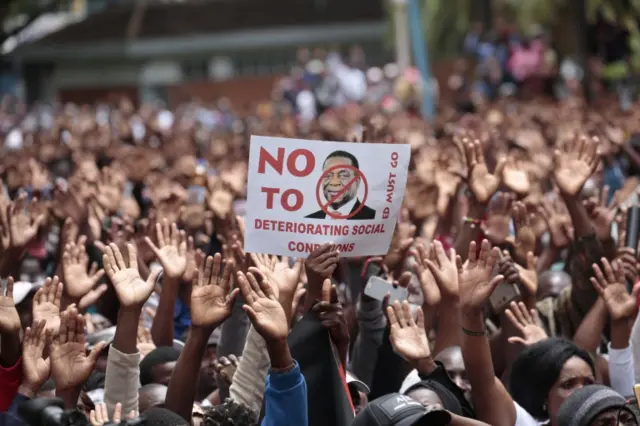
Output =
[{"x1": 244, "y1": 135, "x2": 411, "y2": 257}]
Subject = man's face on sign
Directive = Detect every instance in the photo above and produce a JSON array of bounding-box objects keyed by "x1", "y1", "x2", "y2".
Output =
[{"x1": 322, "y1": 156, "x2": 359, "y2": 208}]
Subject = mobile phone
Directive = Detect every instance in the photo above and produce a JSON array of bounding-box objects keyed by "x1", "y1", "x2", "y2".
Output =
[
  {"x1": 488, "y1": 251, "x2": 521, "y2": 314},
  {"x1": 625, "y1": 205, "x2": 640, "y2": 291},
  {"x1": 488, "y1": 281, "x2": 521, "y2": 314},
  {"x1": 364, "y1": 275, "x2": 408, "y2": 303}
]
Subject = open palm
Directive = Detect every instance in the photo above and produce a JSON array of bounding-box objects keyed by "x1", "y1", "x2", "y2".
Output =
[
  {"x1": 32, "y1": 277, "x2": 62, "y2": 335},
  {"x1": 553, "y1": 137, "x2": 598, "y2": 196},
  {"x1": 103, "y1": 243, "x2": 160, "y2": 308},
  {"x1": 62, "y1": 237, "x2": 105, "y2": 299},
  {"x1": 387, "y1": 301, "x2": 430, "y2": 362},
  {"x1": 464, "y1": 139, "x2": 504, "y2": 203},
  {"x1": 145, "y1": 220, "x2": 187, "y2": 279},
  {"x1": 0, "y1": 277, "x2": 20, "y2": 333},
  {"x1": 22, "y1": 320, "x2": 51, "y2": 388},
  {"x1": 191, "y1": 254, "x2": 238, "y2": 327},
  {"x1": 591, "y1": 259, "x2": 637, "y2": 321},
  {"x1": 458, "y1": 240, "x2": 503, "y2": 311},
  {"x1": 51, "y1": 308, "x2": 105, "y2": 391},
  {"x1": 237, "y1": 271, "x2": 288, "y2": 341}
]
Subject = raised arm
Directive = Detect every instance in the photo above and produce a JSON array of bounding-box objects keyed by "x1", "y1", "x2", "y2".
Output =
[
  {"x1": 458, "y1": 240, "x2": 516, "y2": 426},
  {"x1": 103, "y1": 242, "x2": 161, "y2": 416},
  {"x1": 165, "y1": 254, "x2": 238, "y2": 423}
]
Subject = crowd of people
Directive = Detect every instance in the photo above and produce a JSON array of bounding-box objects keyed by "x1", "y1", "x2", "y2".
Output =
[{"x1": 2, "y1": 37, "x2": 640, "y2": 426}]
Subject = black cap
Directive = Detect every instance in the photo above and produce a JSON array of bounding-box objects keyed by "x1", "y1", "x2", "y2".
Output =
[{"x1": 352, "y1": 393, "x2": 451, "y2": 426}]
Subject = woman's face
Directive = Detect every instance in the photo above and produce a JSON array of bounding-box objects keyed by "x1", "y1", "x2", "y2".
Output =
[
  {"x1": 591, "y1": 408, "x2": 637, "y2": 426},
  {"x1": 547, "y1": 356, "x2": 596, "y2": 420}
]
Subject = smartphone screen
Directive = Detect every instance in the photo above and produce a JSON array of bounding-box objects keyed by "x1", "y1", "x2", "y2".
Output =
[{"x1": 364, "y1": 275, "x2": 408, "y2": 303}]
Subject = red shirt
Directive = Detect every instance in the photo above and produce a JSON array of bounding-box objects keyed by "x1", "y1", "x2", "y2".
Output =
[{"x1": 0, "y1": 358, "x2": 22, "y2": 412}]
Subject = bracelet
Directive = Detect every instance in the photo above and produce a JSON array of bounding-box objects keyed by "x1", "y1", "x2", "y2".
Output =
[
  {"x1": 271, "y1": 362, "x2": 296, "y2": 373},
  {"x1": 461, "y1": 326, "x2": 486, "y2": 337},
  {"x1": 462, "y1": 216, "x2": 484, "y2": 229}
]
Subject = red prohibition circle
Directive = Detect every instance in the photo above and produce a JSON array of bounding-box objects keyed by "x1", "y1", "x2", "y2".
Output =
[{"x1": 315, "y1": 164, "x2": 369, "y2": 219}]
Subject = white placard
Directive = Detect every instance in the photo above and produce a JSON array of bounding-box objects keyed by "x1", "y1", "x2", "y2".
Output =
[{"x1": 245, "y1": 135, "x2": 411, "y2": 257}]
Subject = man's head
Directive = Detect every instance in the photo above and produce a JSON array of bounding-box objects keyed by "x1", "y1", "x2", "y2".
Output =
[
  {"x1": 322, "y1": 150, "x2": 361, "y2": 209},
  {"x1": 139, "y1": 383, "x2": 168, "y2": 413},
  {"x1": 140, "y1": 346, "x2": 181, "y2": 386},
  {"x1": 537, "y1": 271, "x2": 571, "y2": 300},
  {"x1": 202, "y1": 399, "x2": 258, "y2": 426},
  {"x1": 434, "y1": 346, "x2": 471, "y2": 396},
  {"x1": 352, "y1": 393, "x2": 451, "y2": 426}
]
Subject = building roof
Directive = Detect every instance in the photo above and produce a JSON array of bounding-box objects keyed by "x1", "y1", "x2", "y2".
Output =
[{"x1": 30, "y1": 0, "x2": 384, "y2": 46}]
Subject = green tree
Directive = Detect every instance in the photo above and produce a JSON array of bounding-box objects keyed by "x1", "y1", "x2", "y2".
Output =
[{"x1": 391, "y1": 0, "x2": 640, "y2": 59}]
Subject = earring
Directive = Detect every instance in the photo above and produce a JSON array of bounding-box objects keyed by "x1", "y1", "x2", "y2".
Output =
[{"x1": 542, "y1": 403, "x2": 548, "y2": 412}]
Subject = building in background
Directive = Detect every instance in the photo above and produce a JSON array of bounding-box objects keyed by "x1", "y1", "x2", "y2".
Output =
[{"x1": 11, "y1": 0, "x2": 387, "y2": 106}]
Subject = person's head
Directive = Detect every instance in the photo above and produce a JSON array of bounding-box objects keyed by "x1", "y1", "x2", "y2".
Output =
[
  {"x1": 139, "y1": 383, "x2": 168, "y2": 413},
  {"x1": 322, "y1": 150, "x2": 361, "y2": 209},
  {"x1": 202, "y1": 399, "x2": 258, "y2": 426},
  {"x1": 404, "y1": 380, "x2": 463, "y2": 416},
  {"x1": 140, "y1": 346, "x2": 181, "y2": 386},
  {"x1": 510, "y1": 338, "x2": 596, "y2": 422},
  {"x1": 143, "y1": 407, "x2": 189, "y2": 426},
  {"x1": 434, "y1": 346, "x2": 470, "y2": 395},
  {"x1": 352, "y1": 393, "x2": 451, "y2": 426},
  {"x1": 537, "y1": 271, "x2": 572, "y2": 300},
  {"x1": 557, "y1": 385, "x2": 637, "y2": 426}
]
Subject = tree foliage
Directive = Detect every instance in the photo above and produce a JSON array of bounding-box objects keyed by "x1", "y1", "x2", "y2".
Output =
[{"x1": 392, "y1": 0, "x2": 640, "y2": 58}]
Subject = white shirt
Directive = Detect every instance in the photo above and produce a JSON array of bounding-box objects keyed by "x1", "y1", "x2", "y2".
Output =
[{"x1": 326, "y1": 197, "x2": 358, "y2": 220}]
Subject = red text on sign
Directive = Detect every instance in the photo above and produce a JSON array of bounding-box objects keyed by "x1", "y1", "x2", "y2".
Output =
[
  {"x1": 257, "y1": 147, "x2": 315, "y2": 177},
  {"x1": 288, "y1": 241, "x2": 355, "y2": 253},
  {"x1": 261, "y1": 188, "x2": 304, "y2": 211}
]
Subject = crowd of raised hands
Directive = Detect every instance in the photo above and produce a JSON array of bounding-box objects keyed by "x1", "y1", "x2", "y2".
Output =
[{"x1": 2, "y1": 94, "x2": 640, "y2": 426}]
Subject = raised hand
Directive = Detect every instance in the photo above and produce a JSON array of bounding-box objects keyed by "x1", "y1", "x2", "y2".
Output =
[
  {"x1": 237, "y1": 271, "x2": 288, "y2": 342},
  {"x1": 412, "y1": 244, "x2": 441, "y2": 309},
  {"x1": 305, "y1": 243, "x2": 340, "y2": 291},
  {"x1": 8, "y1": 194, "x2": 46, "y2": 248},
  {"x1": 190, "y1": 254, "x2": 239, "y2": 328},
  {"x1": 144, "y1": 219, "x2": 188, "y2": 280},
  {"x1": 464, "y1": 139, "x2": 504, "y2": 203},
  {"x1": 583, "y1": 186, "x2": 615, "y2": 241},
  {"x1": 20, "y1": 320, "x2": 51, "y2": 395},
  {"x1": 50, "y1": 306, "x2": 105, "y2": 391},
  {"x1": 89, "y1": 402, "x2": 137, "y2": 426},
  {"x1": 457, "y1": 240, "x2": 503, "y2": 312},
  {"x1": 103, "y1": 243, "x2": 161, "y2": 308},
  {"x1": 423, "y1": 240, "x2": 459, "y2": 300},
  {"x1": 387, "y1": 301, "x2": 431, "y2": 363},
  {"x1": 95, "y1": 167, "x2": 123, "y2": 214},
  {"x1": 32, "y1": 276, "x2": 63, "y2": 335},
  {"x1": 483, "y1": 192, "x2": 513, "y2": 244},
  {"x1": 591, "y1": 258, "x2": 638, "y2": 321},
  {"x1": 62, "y1": 235, "x2": 105, "y2": 299},
  {"x1": 383, "y1": 209, "x2": 416, "y2": 273},
  {"x1": 512, "y1": 201, "x2": 536, "y2": 262},
  {"x1": 502, "y1": 157, "x2": 531, "y2": 195},
  {"x1": 312, "y1": 280, "x2": 349, "y2": 348},
  {"x1": 0, "y1": 277, "x2": 21, "y2": 334},
  {"x1": 554, "y1": 136, "x2": 599, "y2": 196},
  {"x1": 540, "y1": 197, "x2": 573, "y2": 249},
  {"x1": 214, "y1": 355, "x2": 240, "y2": 387},
  {"x1": 505, "y1": 301, "x2": 548, "y2": 346},
  {"x1": 514, "y1": 251, "x2": 538, "y2": 300}
]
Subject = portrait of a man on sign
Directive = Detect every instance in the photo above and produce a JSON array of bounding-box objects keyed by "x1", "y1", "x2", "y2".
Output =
[{"x1": 306, "y1": 150, "x2": 376, "y2": 220}]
